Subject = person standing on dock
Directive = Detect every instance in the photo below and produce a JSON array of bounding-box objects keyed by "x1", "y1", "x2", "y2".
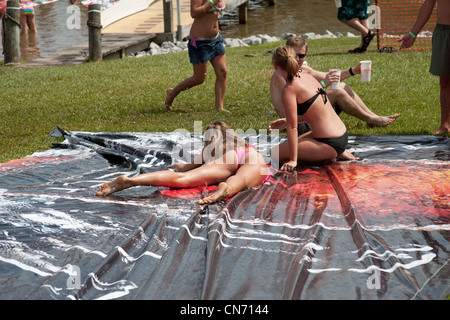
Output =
[
  {"x1": 165, "y1": 0, "x2": 228, "y2": 112},
  {"x1": 19, "y1": 1, "x2": 38, "y2": 34}
]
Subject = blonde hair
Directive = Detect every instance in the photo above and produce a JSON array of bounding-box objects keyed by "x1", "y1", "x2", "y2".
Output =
[
  {"x1": 286, "y1": 36, "x2": 308, "y2": 54},
  {"x1": 272, "y1": 45, "x2": 299, "y2": 83},
  {"x1": 202, "y1": 121, "x2": 247, "y2": 162}
]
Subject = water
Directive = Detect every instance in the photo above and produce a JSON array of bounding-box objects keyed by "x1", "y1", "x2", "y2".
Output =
[
  {"x1": 34, "y1": 1, "x2": 89, "y2": 56},
  {"x1": 27, "y1": 0, "x2": 88, "y2": 59},
  {"x1": 17, "y1": 0, "x2": 354, "y2": 61},
  {"x1": 19, "y1": 0, "x2": 89, "y2": 60},
  {"x1": 219, "y1": 0, "x2": 355, "y2": 38}
]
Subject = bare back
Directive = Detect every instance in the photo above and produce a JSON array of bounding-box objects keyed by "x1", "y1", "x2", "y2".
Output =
[{"x1": 293, "y1": 74, "x2": 347, "y2": 139}]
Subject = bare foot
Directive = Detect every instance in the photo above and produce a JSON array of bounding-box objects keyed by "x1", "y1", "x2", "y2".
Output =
[
  {"x1": 165, "y1": 88, "x2": 174, "y2": 111},
  {"x1": 197, "y1": 182, "x2": 232, "y2": 204},
  {"x1": 433, "y1": 127, "x2": 450, "y2": 135},
  {"x1": 96, "y1": 175, "x2": 130, "y2": 196},
  {"x1": 367, "y1": 113, "x2": 400, "y2": 128},
  {"x1": 338, "y1": 150, "x2": 359, "y2": 161},
  {"x1": 216, "y1": 106, "x2": 230, "y2": 113}
]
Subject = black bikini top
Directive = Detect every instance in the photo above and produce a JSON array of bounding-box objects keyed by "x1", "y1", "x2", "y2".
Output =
[{"x1": 297, "y1": 88, "x2": 328, "y2": 115}]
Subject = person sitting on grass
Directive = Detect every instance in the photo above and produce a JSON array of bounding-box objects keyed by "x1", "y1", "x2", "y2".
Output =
[
  {"x1": 269, "y1": 36, "x2": 400, "y2": 133},
  {"x1": 96, "y1": 122, "x2": 270, "y2": 204},
  {"x1": 270, "y1": 45, "x2": 357, "y2": 171}
]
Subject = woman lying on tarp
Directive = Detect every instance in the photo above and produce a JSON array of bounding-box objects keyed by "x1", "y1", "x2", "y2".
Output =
[{"x1": 96, "y1": 121, "x2": 270, "y2": 204}]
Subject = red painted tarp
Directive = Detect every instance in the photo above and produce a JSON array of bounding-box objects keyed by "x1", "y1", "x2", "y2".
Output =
[{"x1": 0, "y1": 129, "x2": 448, "y2": 300}]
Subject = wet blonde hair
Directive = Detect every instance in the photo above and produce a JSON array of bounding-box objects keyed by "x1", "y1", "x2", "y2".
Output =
[
  {"x1": 272, "y1": 45, "x2": 299, "y2": 83},
  {"x1": 202, "y1": 121, "x2": 247, "y2": 162}
]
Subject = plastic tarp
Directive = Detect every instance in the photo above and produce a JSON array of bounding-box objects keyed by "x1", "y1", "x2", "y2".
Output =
[{"x1": 0, "y1": 128, "x2": 448, "y2": 300}]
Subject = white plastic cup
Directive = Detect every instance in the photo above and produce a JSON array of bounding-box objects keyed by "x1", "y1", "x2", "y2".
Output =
[
  {"x1": 360, "y1": 60, "x2": 372, "y2": 82},
  {"x1": 329, "y1": 69, "x2": 341, "y2": 90}
]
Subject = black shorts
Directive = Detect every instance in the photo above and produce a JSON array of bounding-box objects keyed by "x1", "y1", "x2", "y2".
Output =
[{"x1": 430, "y1": 23, "x2": 450, "y2": 76}]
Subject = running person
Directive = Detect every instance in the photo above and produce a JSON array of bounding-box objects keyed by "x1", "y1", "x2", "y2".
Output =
[{"x1": 165, "y1": 0, "x2": 228, "y2": 112}]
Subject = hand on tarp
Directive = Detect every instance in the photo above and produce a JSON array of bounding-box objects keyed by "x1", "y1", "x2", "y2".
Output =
[{"x1": 281, "y1": 160, "x2": 297, "y2": 172}]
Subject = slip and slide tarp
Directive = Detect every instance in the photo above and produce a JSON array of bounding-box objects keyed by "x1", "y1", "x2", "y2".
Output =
[{"x1": 0, "y1": 128, "x2": 448, "y2": 300}]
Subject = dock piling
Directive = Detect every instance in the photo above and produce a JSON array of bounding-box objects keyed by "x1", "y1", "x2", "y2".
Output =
[
  {"x1": 88, "y1": 4, "x2": 102, "y2": 61},
  {"x1": 4, "y1": 0, "x2": 21, "y2": 66},
  {"x1": 163, "y1": 0, "x2": 174, "y2": 34},
  {"x1": 176, "y1": 0, "x2": 182, "y2": 41},
  {"x1": 239, "y1": 1, "x2": 248, "y2": 24}
]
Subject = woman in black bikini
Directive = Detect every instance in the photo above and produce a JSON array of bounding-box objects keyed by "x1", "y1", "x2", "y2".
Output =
[{"x1": 270, "y1": 45, "x2": 357, "y2": 171}]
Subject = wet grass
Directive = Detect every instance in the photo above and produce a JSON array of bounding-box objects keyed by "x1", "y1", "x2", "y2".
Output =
[{"x1": 0, "y1": 36, "x2": 440, "y2": 163}]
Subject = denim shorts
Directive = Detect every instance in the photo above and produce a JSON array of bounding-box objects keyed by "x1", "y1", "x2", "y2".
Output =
[
  {"x1": 188, "y1": 34, "x2": 226, "y2": 64},
  {"x1": 338, "y1": 0, "x2": 370, "y2": 21}
]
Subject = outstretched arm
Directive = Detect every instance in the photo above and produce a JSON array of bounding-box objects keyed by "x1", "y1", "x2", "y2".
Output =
[{"x1": 398, "y1": 0, "x2": 436, "y2": 49}]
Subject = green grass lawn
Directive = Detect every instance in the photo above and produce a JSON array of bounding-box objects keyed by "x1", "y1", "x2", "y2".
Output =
[{"x1": 0, "y1": 36, "x2": 440, "y2": 163}]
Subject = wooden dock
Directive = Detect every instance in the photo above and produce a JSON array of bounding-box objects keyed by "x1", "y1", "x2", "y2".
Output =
[
  {"x1": 16, "y1": 33, "x2": 157, "y2": 68},
  {"x1": 102, "y1": 0, "x2": 192, "y2": 41},
  {"x1": 102, "y1": 0, "x2": 252, "y2": 42},
  {"x1": 17, "y1": 0, "x2": 266, "y2": 68}
]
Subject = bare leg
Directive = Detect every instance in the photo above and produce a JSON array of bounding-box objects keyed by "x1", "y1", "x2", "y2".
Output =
[
  {"x1": 165, "y1": 62, "x2": 207, "y2": 110},
  {"x1": 96, "y1": 171, "x2": 195, "y2": 196},
  {"x1": 342, "y1": 18, "x2": 369, "y2": 48},
  {"x1": 328, "y1": 85, "x2": 400, "y2": 127},
  {"x1": 165, "y1": 88, "x2": 174, "y2": 110},
  {"x1": 433, "y1": 76, "x2": 450, "y2": 135},
  {"x1": 97, "y1": 153, "x2": 236, "y2": 197},
  {"x1": 97, "y1": 164, "x2": 234, "y2": 196},
  {"x1": 27, "y1": 15, "x2": 37, "y2": 33},
  {"x1": 209, "y1": 53, "x2": 229, "y2": 112},
  {"x1": 271, "y1": 132, "x2": 338, "y2": 165},
  {"x1": 20, "y1": 12, "x2": 29, "y2": 34},
  {"x1": 1, "y1": 18, "x2": 4, "y2": 50},
  {"x1": 198, "y1": 162, "x2": 267, "y2": 204},
  {"x1": 340, "y1": 83, "x2": 376, "y2": 115}
]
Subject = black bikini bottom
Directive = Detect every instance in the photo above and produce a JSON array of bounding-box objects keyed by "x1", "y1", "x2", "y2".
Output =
[{"x1": 315, "y1": 131, "x2": 348, "y2": 155}]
